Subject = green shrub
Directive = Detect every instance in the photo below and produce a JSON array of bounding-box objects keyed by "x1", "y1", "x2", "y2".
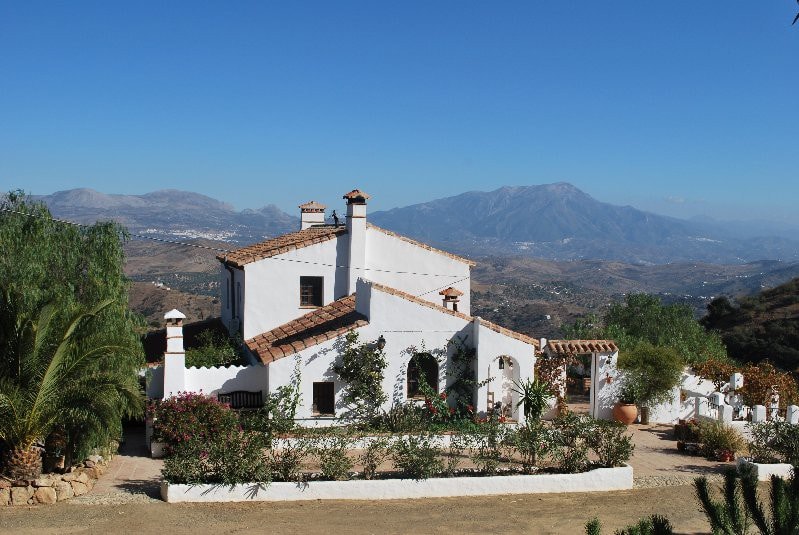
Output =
[
  {"x1": 359, "y1": 436, "x2": 393, "y2": 480},
  {"x1": 268, "y1": 436, "x2": 311, "y2": 482},
  {"x1": 551, "y1": 412, "x2": 595, "y2": 473},
  {"x1": 589, "y1": 420, "x2": 635, "y2": 468},
  {"x1": 698, "y1": 421, "x2": 746, "y2": 458},
  {"x1": 443, "y1": 432, "x2": 468, "y2": 476},
  {"x1": 184, "y1": 329, "x2": 241, "y2": 368},
  {"x1": 747, "y1": 420, "x2": 799, "y2": 466},
  {"x1": 148, "y1": 392, "x2": 240, "y2": 456},
  {"x1": 507, "y1": 420, "x2": 552, "y2": 473},
  {"x1": 469, "y1": 416, "x2": 507, "y2": 475},
  {"x1": 315, "y1": 432, "x2": 354, "y2": 481},
  {"x1": 747, "y1": 421, "x2": 781, "y2": 464},
  {"x1": 392, "y1": 434, "x2": 442, "y2": 480},
  {"x1": 162, "y1": 430, "x2": 270, "y2": 485},
  {"x1": 372, "y1": 403, "x2": 425, "y2": 433}
]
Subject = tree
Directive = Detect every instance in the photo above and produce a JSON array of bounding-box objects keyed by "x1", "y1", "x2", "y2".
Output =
[
  {"x1": 0, "y1": 192, "x2": 145, "y2": 476},
  {"x1": 617, "y1": 342, "x2": 685, "y2": 410},
  {"x1": 603, "y1": 294, "x2": 728, "y2": 365}
]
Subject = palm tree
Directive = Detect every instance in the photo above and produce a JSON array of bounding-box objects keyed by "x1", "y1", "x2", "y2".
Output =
[{"x1": 0, "y1": 290, "x2": 142, "y2": 479}]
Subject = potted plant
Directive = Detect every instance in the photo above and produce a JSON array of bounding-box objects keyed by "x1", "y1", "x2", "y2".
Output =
[
  {"x1": 612, "y1": 383, "x2": 640, "y2": 425},
  {"x1": 616, "y1": 342, "x2": 685, "y2": 425}
]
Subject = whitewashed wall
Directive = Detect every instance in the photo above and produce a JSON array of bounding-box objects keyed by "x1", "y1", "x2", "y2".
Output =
[
  {"x1": 365, "y1": 228, "x2": 472, "y2": 315},
  {"x1": 241, "y1": 239, "x2": 347, "y2": 339},
  {"x1": 647, "y1": 370, "x2": 715, "y2": 423},
  {"x1": 593, "y1": 365, "x2": 716, "y2": 424},
  {"x1": 590, "y1": 352, "x2": 619, "y2": 421},
  {"x1": 184, "y1": 364, "x2": 269, "y2": 398},
  {"x1": 473, "y1": 318, "x2": 535, "y2": 422}
]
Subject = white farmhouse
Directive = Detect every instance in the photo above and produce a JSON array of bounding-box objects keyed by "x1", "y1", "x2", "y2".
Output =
[{"x1": 150, "y1": 189, "x2": 539, "y2": 425}]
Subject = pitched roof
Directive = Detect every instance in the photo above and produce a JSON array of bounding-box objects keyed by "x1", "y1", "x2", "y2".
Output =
[
  {"x1": 367, "y1": 224, "x2": 476, "y2": 267},
  {"x1": 218, "y1": 225, "x2": 346, "y2": 268},
  {"x1": 245, "y1": 295, "x2": 368, "y2": 363},
  {"x1": 545, "y1": 340, "x2": 618, "y2": 355},
  {"x1": 368, "y1": 281, "x2": 538, "y2": 348}
]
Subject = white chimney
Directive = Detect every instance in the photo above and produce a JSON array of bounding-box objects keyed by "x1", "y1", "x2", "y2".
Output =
[
  {"x1": 343, "y1": 189, "x2": 370, "y2": 294},
  {"x1": 299, "y1": 201, "x2": 327, "y2": 230},
  {"x1": 163, "y1": 309, "x2": 186, "y2": 397}
]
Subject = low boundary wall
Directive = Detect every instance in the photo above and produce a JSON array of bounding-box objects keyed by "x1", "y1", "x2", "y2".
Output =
[{"x1": 162, "y1": 465, "x2": 633, "y2": 503}]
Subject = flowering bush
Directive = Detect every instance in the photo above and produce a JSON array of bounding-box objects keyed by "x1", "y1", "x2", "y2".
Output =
[
  {"x1": 148, "y1": 392, "x2": 240, "y2": 455},
  {"x1": 162, "y1": 430, "x2": 270, "y2": 485}
]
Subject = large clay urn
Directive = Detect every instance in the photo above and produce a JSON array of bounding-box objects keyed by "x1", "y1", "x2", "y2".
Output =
[{"x1": 612, "y1": 402, "x2": 638, "y2": 425}]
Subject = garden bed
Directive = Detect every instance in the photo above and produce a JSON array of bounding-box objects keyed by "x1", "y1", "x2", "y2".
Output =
[
  {"x1": 737, "y1": 458, "x2": 794, "y2": 481},
  {"x1": 161, "y1": 464, "x2": 633, "y2": 502}
]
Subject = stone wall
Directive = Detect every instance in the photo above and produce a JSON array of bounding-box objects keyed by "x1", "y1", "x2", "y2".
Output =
[{"x1": 0, "y1": 455, "x2": 110, "y2": 506}]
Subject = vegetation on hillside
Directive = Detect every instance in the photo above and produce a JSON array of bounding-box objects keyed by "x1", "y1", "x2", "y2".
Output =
[{"x1": 701, "y1": 278, "x2": 799, "y2": 371}]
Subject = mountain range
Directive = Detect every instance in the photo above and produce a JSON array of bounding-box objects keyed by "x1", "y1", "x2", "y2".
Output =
[{"x1": 34, "y1": 183, "x2": 799, "y2": 264}]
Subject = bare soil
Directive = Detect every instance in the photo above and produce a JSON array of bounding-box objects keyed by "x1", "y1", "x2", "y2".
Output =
[{"x1": 0, "y1": 484, "x2": 716, "y2": 535}]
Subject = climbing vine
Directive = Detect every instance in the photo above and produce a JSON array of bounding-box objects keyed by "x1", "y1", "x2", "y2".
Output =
[{"x1": 333, "y1": 330, "x2": 388, "y2": 420}]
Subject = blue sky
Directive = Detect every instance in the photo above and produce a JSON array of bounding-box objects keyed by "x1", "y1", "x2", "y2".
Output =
[{"x1": 1, "y1": 1, "x2": 797, "y2": 223}]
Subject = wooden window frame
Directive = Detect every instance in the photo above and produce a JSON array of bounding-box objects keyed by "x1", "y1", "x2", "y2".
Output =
[{"x1": 300, "y1": 276, "x2": 324, "y2": 307}]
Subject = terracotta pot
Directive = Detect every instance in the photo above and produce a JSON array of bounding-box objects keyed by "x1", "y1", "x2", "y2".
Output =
[
  {"x1": 612, "y1": 402, "x2": 638, "y2": 425},
  {"x1": 716, "y1": 450, "x2": 735, "y2": 462}
]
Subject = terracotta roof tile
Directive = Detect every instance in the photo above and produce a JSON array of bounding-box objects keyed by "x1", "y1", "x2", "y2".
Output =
[
  {"x1": 245, "y1": 295, "x2": 368, "y2": 363},
  {"x1": 367, "y1": 224, "x2": 476, "y2": 266},
  {"x1": 299, "y1": 200, "x2": 326, "y2": 212},
  {"x1": 545, "y1": 339, "x2": 618, "y2": 355},
  {"x1": 343, "y1": 189, "x2": 371, "y2": 200},
  {"x1": 218, "y1": 225, "x2": 346, "y2": 268},
  {"x1": 439, "y1": 287, "x2": 464, "y2": 297}
]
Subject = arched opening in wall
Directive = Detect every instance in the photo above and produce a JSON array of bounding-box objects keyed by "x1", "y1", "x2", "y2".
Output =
[
  {"x1": 486, "y1": 355, "x2": 520, "y2": 420},
  {"x1": 407, "y1": 353, "x2": 438, "y2": 399}
]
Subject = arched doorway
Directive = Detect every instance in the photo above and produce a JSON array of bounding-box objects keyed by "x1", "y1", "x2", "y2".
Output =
[{"x1": 487, "y1": 355, "x2": 520, "y2": 420}]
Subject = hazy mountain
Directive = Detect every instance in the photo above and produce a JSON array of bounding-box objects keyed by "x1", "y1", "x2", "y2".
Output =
[
  {"x1": 35, "y1": 188, "x2": 298, "y2": 245},
  {"x1": 35, "y1": 184, "x2": 799, "y2": 264},
  {"x1": 369, "y1": 183, "x2": 799, "y2": 264}
]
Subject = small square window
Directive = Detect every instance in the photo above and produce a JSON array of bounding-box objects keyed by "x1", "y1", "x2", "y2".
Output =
[
  {"x1": 300, "y1": 276, "x2": 324, "y2": 307},
  {"x1": 312, "y1": 382, "x2": 335, "y2": 416}
]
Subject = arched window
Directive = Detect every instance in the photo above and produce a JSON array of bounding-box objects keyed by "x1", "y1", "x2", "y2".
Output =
[{"x1": 407, "y1": 353, "x2": 438, "y2": 399}]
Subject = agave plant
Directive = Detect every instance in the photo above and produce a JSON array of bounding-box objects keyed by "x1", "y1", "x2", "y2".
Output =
[
  {"x1": 512, "y1": 378, "x2": 553, "y2": 421},
  {"x1": 0, "y1": 290, "x2": 142, "y2": 479}
]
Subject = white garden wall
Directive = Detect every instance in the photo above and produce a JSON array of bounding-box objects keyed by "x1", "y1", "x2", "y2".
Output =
[{"x1": 162, "y1": 465, "x2": 633, "y2": 503}]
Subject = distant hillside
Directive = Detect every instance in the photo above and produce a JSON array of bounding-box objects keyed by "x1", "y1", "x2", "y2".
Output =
[
  {"x1": 370, "y1": 183, "x2": 799, "y2": 264},
  {"x1": 35, "y1": 184, "x2": 799, "y2": 264},
  {"x1": 36, "y1": 188, "x2": 298, "y2": 245},
  {"x1": 701, "y1": 278, "x2": 799, "y2": 371}
]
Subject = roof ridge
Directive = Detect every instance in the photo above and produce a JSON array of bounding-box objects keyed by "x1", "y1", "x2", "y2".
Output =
[{"x1": 218, "y1": 226, "x2": 346, "y2": 267}]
